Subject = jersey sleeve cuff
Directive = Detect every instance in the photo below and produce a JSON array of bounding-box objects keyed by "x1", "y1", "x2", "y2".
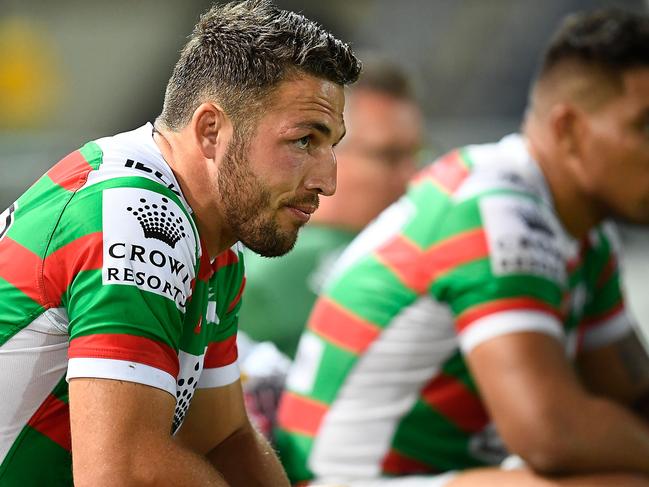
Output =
[
  {"x1": 66, "y1": 357, "x2": 176, "y2": 396},
  {"x1": 459, "y1": 310, "x2": 564, "y2": 354},
  {"x1": 580, "y1": 309, "x2": 633, "y2": 351},
  {"x1": 197, "y1": 361, "x2": 240, "y2": 389}
]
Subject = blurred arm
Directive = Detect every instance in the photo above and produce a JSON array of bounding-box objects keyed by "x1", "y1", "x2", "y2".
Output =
[
  {"x1": 69, "y1": 378, "x2": 227, "y2": 486},
  {"x1": 466, "y1": 331, "x2": 649, "y2": 475},
  {"x1": 175, "y1": 379, "x2": 289, "y2": 487},
  {"x1": 578, "y1": 330, "x2": 649, "y2": 419}
]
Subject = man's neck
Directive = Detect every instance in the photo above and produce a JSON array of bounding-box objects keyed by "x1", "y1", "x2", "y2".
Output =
[
  {"x1": 526, "y1": 136, "x2": 601, "y2": 240},
  {"x1": 152, "y1": 127, "x2": 234, "y2": 259}
]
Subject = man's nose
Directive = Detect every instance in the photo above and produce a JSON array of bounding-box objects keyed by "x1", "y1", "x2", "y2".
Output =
[{"x1": 304, "y1": 149, "x2": 337, "y2": 196}]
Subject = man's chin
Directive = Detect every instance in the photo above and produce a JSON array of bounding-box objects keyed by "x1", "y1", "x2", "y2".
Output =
[{"x1": 243, "y1": 230, "x2": 299, "y2": 258}]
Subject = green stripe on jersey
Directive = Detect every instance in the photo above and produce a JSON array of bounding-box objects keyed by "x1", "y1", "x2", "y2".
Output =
[
  {"x1": 438, "y1": 266, "x2": 562, "y2": 317},
  {"x1": 327, "y1": 255, "x2": 417, "y2": 329},
  {"x1": 66, "y1": 269, "x2": 184, "y2": 349},
  {"x1": 309, "y1": 341, "x2": 358, "y2": 404},
  {"x1": 388, "y1": 399, "x2": 485, "y2": 472},
  {"x1": 0, "y1": 278, "x2": 46, "y2": 344},
  {"x1": 7, "y1": 175, "x2": 71, "y2": 256},
  {"x1": 274, "y1": 428, "x2": 314, "y2": 483},
  {"x1": 0, "y1": 428, "x2": 73, "y2": 486},
  {"x1": 79, "y1": 141, "x2": 102, "y2": 169}
]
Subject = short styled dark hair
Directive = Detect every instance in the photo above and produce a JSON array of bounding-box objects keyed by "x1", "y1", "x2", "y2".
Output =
[
  {"x1": 158, "y1": 0, "x2": 361, "y2": 131},
  {"x1": 538, "y1": 7, "x2": 649, "y2": 80}
]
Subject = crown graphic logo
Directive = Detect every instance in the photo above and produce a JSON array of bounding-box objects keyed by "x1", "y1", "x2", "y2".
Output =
[{"x1": 127, "y1": 196, "x2": 186, "y2": 248}]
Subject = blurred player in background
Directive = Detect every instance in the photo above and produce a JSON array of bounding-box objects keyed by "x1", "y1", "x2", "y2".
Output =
[
  {"x1": 237, "y1": 57, "x2": 422, "y2": 440},
  {"x1": 277, "y1": 7, "x2": 649, "y2": 486},
  {"x1": 239, "y1": 56, "x2": 424, "y2": 359},
  {"x1": 0, "y1": 0, "x2": 360, "y2": 485}
]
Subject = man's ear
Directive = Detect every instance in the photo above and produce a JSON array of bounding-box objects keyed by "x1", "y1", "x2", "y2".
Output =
[
  {"x1": 191, "y1": 102, "x2": 232, "y2": 160},
  {"x1": 548, "y1": 102, "x2": 583, "y2": 160}
]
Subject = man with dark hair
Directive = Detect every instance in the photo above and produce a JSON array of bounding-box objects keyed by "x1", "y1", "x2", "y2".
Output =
[
  {"x1": 239, "y1": 56, "x2": 423, "y2": 359},
  {"x1": 277, "y1": 8, "x2": 649, "y2": 486},
  {"x1": 0, "y1": 0, "x2": 360, "y2": 485}
]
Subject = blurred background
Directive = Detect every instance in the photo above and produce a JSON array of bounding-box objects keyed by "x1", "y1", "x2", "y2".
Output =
[{"x1": 0, "y1": 0, "x2": 648, "y2": 331}]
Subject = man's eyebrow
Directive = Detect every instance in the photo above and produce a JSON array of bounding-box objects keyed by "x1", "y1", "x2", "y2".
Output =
[
  {"x1": 296, "y1": 121, "x2": 345, "y2": 145},
  {"x1": 297, "y1": 121, "x2": 332, "y2": 136}
]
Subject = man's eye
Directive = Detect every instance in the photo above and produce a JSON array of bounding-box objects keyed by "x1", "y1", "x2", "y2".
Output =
[{"x1": 295, "y1": 136, "x2": 310, "y2": 150}]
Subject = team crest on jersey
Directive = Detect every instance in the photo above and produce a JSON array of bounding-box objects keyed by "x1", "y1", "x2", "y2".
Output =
[
  {"x1": 480, "y1": 195, "x2": 569, "y2": 283},
  {"x1": 0, "y1": 202, "x2": 17, "y2": 241},
  {"x1": 102, "y1": 188, "x2": 196, "y2": 311}
]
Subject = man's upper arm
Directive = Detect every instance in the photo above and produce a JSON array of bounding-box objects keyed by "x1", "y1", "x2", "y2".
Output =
[
  {"x1": 69, "y1": 378, "x2": 176, "y2": 482},
  {"x1": 465, "y1": 331, "x2": 586, "y2": 452}
]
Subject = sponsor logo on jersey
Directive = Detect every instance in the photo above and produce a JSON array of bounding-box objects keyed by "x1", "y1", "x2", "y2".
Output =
[
  {"x1": 102, "y1": 187, "x2": 196, "y2": 311},
  {"x1": 105, "y1": 242, "x2": 190, "y2": 305},
  {"x1": 516, "y1": 206, "x2": 554, "y2": 237},
  {"x1": 127, "y1": 196, "x2": 186, "y2": 248},
  {"x1": 124, "y1": 159, "x2": 181, "y2": 197},
  {"x1": 0, "y1": 202, "x2": 17, "y2": 241},
  {"x1": 480, "y1": 195, "x2": 566, "y2": 283}
]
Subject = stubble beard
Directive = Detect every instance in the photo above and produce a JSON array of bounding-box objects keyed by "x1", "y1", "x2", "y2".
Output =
[{"x1": 217, "y1": 132, "x2": 302, "y2": 257}]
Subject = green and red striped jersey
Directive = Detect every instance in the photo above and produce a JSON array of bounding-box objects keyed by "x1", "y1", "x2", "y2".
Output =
[
  {"x1": 0, "y1": 124, "x2": 246, "y2": 485},
  {"x1": 276, "y1": 134, "x2": 632, "y2": 483}
]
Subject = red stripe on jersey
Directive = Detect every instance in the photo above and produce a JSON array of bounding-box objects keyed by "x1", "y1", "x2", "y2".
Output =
[
  {"x1": 227, "y1": 276, "x2": 246, "y2": 313},
  {"x1": 381, "y1": 449, "x2": 437, "y2": 475},
  {"x1": 27, "y1": 393, "x2": 71, "y2": 451},
  {"x1": 43, "y1": 232, "x2": 103, "y2": 306},
  {"x1": 422, "y1": 228, "x2": 488, "y2": 283},
  {"x1": 374, "y1": 235, "x2": 426, "y2": 292},
  {"x1": 596, "y1": 254, "x2": 617, "y2": 289},
  {"x1": 421, "y1": 374, "x2": 489, "y2": 432},
  {"x1": 203, "y1": 334, "x2": 238, "y2": 368},
  {"x1": 308, "y1": 297, "x2": 380, "y2": 355},
  {"x1": 0, "y1": 237, "x2": 44, "y2": 305},
  {"x1": 412, "y1": 151, "x2": 469, "y2": 194},
  {"x1": 456, "y1": 297, "x2": 560, "y2": 333},
  {"x1": 277, "y1": 392, "x2": 328, "y2": 437},
  {"x1": 375, "y1": 229, "x2": 488, "y2": 293},
  {"x1": 213, "y1": 248, "x2": 239, "y2": 272},
  {"x1": 68, "y1": 333, "x2": 179, "y2": 377},
  {"x1": 47, "y1": 150, "x2": 93, "y2": 192}
]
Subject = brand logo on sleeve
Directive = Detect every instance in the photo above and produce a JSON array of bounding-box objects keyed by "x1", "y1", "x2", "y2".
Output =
[
  {"x1": 124, "y1": 159, "x2": 181, "y2": 197},
  {"x1": 0, "y1": 202, "x2": 17, "y2": 242}
]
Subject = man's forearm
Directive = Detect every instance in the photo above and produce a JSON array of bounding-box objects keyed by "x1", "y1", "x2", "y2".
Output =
[
  {"x1": 531, "y1": 396, "x2": 649, "y2": 475},
  {"x1": 206, "y1": 423, "x2": 289, "y2": 487},
  {"x1": 75, "y1": 439, "x2": 229, "y2": 487}
]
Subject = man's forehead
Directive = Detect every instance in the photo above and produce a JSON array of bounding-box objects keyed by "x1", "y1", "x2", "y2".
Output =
[
  {"x1": 269, "y1": 76, "x2": 344, "y2": 115},
  {"x1": 264, "y1": 76, "x2": 346, "y2": 137}
]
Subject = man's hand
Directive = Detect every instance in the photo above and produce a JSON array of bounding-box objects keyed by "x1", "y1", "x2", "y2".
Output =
[{"x1": 175, "y1": 380, "x2": 290, "y2": 486}]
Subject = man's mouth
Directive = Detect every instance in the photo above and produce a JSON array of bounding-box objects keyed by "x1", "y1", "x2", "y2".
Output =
[{"x1": 283, "y1": 197, "x2": 319, "y2": 224}]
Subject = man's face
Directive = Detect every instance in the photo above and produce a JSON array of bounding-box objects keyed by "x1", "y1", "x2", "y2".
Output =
[
  {"x1": 576, "y1": 67, "x2": 649, "y2": 224},
  {"x1": 334, "y1": 89, "x2": 423, "y2": 227},
  {"x1": 218, "y1": 74, "x2": 345, "y2": 257}
]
